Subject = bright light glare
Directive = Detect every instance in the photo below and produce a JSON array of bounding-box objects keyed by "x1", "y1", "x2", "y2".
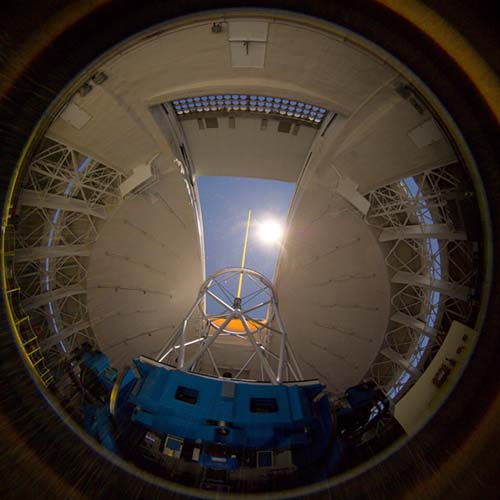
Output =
[{"x1": 258, "y1": 220, "x2": 284, "y2": 244}]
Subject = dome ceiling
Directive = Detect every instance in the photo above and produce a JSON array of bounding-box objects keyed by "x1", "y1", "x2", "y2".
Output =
[{"x1": 13, "y1": 11, "x2": 476, "y2": 401}]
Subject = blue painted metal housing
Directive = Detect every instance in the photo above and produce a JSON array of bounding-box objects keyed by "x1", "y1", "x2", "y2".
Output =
[
  {"x1": 81, "y1": 351, "x2": 117, "y2": 392},
  {"x1": 80, "y1": 352, "x2": 334, "y2": 472},
  {"x1": 129, "y1": 357, "x2": 331, "y2": 453},
  {"x1": 78, "y1": 350, "x2": 394, "y2": 485}
]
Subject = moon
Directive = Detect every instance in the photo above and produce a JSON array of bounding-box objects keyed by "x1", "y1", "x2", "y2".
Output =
[{"x1": 258, "y1": 220, "x2": 284, "y2": 244}]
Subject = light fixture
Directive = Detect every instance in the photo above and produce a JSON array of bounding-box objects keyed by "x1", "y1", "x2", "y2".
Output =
[{"x1": 170, "y1": 94, "x2": 328, "y2": 125}]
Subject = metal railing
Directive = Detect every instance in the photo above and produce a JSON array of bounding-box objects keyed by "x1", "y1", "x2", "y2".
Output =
[{"x1": 2, "y1": 224, "x2": 54, "y2": 387}]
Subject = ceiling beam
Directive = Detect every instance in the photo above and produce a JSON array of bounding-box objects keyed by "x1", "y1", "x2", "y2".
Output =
[
  {"x1": 19, "y1": 189, "x2": 107, "y2": 219},
  {"x1": 41, "y1": 320, "x2": 92, "y2": 349},
  {"x1": 392, "y1": 271, "x2": 471, "y2": 301},
  {"x1": 381, "y1": 347, "x2": 422, "y2": 378},
  {"x1": 14, "y1": 244, "x2": 91, "y2": 262},
  {"x1": 379, "y1": 224, "x2": 467, "y2": 242},
  {"x1": 21, "y1": 285, "x2": 86, "y2": 311},
  {"x1": 390, "y1": 312, "x2": 438, "y2": 338}
]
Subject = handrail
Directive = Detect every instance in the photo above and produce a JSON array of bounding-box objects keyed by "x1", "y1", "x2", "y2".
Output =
[{"x1": 1, "y1": 223, "x2": 53, "y2": 388}]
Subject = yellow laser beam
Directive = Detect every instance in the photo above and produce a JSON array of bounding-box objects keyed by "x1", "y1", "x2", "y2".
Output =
[{"x1": 236, "y1": 209, "x2": 252, "y2": 299}]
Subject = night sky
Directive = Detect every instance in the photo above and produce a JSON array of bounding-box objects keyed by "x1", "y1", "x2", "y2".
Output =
[{"x1": 197, "y1": 176, "x2": 295, "y2": 314}]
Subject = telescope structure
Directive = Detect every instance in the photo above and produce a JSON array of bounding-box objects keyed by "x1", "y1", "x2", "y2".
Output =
[{"x1": 155, "y1": 267, "x2": 304, "y2": 384}]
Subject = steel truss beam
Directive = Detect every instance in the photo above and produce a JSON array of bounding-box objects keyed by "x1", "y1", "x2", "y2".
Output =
[
  {"x1": 13, "y1": 139, "x2": 123, "y2": 371},
  {"x1": 14, "y1": 244, "x2": 91, "y2": 262},
  {"x1": 390, "y1": 312, "x2": 438, "y2": 338},
  {"x1": 19, "y1": 189, "x2": 108, "y2": 219},
  {"x1": 21, "y1": 285, "x2": 86, "y2": 311},
  {"x1": 380, "y1": 347, "x2": 422, "y2": 378},
  {"x1": 379, "y1": 224, "x2": 467, "y2": 242},
  {"x1": 392, "y1": 271, "x2": 472, "y2": 300},
  {"x1": 41, "y1": 320, "x2": 92, "y2": 349},
  {"x1": 367, "y1": 166, "x2": 476, "y2": 400}
]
